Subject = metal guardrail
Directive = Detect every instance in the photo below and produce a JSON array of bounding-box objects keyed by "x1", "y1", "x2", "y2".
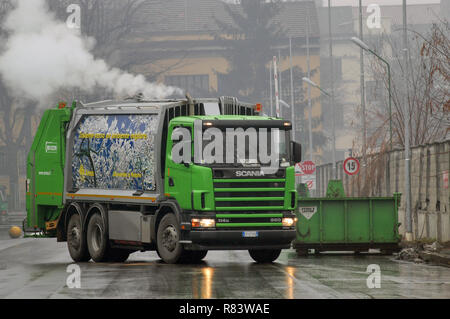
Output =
[{"x1": 0, "y1": 211, "x2": 26, "y2": 228}]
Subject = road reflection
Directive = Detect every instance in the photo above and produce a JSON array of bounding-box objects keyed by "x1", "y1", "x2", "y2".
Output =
[
  {"x1": 285, "y1": 266, "x2": 296, "y2": 299},
  {"x1": 190, "y1": 262, "x2": 300, "y2": 299},
  {"x1": 96, "y1": 252, "x2": 450, "y2": 299},
  {"x1": 192, "y1": 266, "x2": 214, "y2": 299}
]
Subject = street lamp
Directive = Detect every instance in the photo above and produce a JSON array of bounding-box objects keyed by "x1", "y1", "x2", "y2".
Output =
[
  {"x1": 327, "y1": 0, "x2": 337, "y2": 180},
  {"x1": 302, "y1": 77, "x2": 331, "y2": 97},
  {"x1": 279, "y1": 99, "x2": 292, "y2": 125},
  {"x1": 279, "y1": 99, "x2": 291, "y2": 109},
  {"x1": 302, "y1": 77, "x2": 336, "y2": 176},
  {"x1": 351, "y1": 36, "x2": 369, "y2": 51},
  {"x1": 351, "y1": 37, "x2": 393, "y2": 150}
]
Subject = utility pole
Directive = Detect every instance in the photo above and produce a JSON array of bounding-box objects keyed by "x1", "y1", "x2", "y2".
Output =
[
  {"x1": 289, "y1": 37, "x2": 296, "y2": 140},
  {"x1": 184, "y1": 0, "x2": 188, "y2": 32},
  {"x1": 328, "y1": 0, "x2": 336, "y2": 179},
  {"x1": 273, "y1": 56, "x2": 280, "y2": 118},
  {"x1": 306, "y1": 14, "x2": 313, "y2": 162},
  {"x1": 269, "y1": 62, "x2": 273, "y2": 117},
  {"x1": 359, "y1": 0, "x2": 367, "y2": 177},
  {"x1": 403, "y1": 0, "x2": 413, "y2": 241},
  {"x1": 351, "y1": 37, "x2": 393, "y2": 152},
  {"x1": 278, "y1": 50, "x2": 283, "y2": 106}
]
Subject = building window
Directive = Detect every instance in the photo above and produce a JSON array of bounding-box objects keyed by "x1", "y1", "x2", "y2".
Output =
[{"x1": 165, "y1": 74, "x2": 210, "y2": 94}]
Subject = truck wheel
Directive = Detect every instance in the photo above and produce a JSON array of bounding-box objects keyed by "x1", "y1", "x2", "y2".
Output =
[
  {"x1": 67, "y1": 214, "x2": 90, "y2": 262},
  {"x1": 108, "y1": 249, "x2": 131, "y2": 262},
  {"x1": 248, "y1": 249, "x2": 281, "y2": 263},
  {"x1": 87, "y1": 213, "x2": 110, "y2": 262},
  {"x1": 156, "y1": 213, "x2": 184, "y2": 264}
]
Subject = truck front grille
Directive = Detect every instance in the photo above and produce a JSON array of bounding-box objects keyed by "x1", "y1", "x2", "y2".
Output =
[
  {"x1": 215, "y1": 212, "x2": 284, "y2": 230},
  {"x1": 213, "y1": 178, "x2": 286, "y2": 211},
  {"x1": 215, "y1": 200, "x2": 284, "y2": 207}
]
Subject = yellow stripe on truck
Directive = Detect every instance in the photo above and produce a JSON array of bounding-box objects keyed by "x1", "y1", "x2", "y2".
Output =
[{"x1": 66, "y1": 193, "x2": 156, "y2": 202}]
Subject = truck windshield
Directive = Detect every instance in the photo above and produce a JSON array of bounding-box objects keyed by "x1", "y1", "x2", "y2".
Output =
[{"x1": 198, "y1": 127, "x2": 291, "y2": 167}]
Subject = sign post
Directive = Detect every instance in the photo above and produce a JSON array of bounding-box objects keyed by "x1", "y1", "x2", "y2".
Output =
[
  {"x1": 295, "y1": 161, "x2": 316, "y2": 192},
  {"x1": 444, "y1": 170, "x2": 448, "y2": 189}
]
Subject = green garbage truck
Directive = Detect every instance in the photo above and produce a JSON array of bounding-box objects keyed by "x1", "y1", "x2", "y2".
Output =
[{"x1": 26, "y1": 96, "x2": 301, "y2": 263}]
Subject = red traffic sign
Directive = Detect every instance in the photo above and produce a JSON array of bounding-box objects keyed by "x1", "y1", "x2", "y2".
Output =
[
  {"x1": 295, "y1": 161, "x2": 316, "y2": 176},
  {"x1": 301, "y1": 161, "x2": 316, "y2": 175},
  {"x1": 343, "y1": 157, "x2": 360, "y2": 176}
]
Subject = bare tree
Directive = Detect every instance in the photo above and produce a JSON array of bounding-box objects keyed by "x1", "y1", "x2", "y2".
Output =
[
  {"x1": 47, "y1": 0, "x2": 148, "y2": 63},
  {"x1": 0, "y1": 0, "x2": 13, "y2": 38},
  {"x1": 46, "y1": 0, "x2": 187, "y2": 101},
  {"x1": 347, "y1": 21, "x2": 449, "y2": 197},
  {"x1": 364, "y1": 22, "x2": 449, "y2": 151},
  {"x1": 0, "y1": 0, "x2": 35, "y2": 209},
  {"x1": 213, "y1": 0, "x2": 283, "y2": 100},
  {"x1": 421, "y1": 21, "x2": 450, "y2": 133}
]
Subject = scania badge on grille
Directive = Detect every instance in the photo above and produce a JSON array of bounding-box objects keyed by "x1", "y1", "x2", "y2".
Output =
[{"x1": 235, "y1": 170, "x2": 265, "y2": 177}]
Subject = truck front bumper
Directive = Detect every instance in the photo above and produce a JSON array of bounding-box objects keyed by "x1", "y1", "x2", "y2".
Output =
[{"x1": 185, "y1": 229, "x2": 296, "y2": 250}]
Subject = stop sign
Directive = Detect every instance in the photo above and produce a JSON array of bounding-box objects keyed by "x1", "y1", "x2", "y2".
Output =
[{"x1": 300, "y1": 161, "x2": 316, "y2": 175}]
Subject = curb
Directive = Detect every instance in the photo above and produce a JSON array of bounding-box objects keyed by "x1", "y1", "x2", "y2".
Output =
[{"x1": 418, "y1": 251, "x2": 450, "y2": 268}]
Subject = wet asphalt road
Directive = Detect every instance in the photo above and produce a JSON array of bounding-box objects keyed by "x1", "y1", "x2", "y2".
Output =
[{"x1": 0, "y1": 237, "x2": 449, "y2": 299}]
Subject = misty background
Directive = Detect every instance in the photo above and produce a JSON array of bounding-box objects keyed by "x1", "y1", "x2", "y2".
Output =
[{"x1": 0, "y1": 0, "x2": 448, "y2": 210}]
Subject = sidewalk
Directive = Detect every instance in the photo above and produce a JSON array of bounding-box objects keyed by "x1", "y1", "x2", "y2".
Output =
[{"x1": 0, "y1": 237, "x2": 36, "y2": 252}]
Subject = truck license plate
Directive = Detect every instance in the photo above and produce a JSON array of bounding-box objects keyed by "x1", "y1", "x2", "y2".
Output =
[{"x1": 242, "y1": 231, "x2": 259, "y2": 238}]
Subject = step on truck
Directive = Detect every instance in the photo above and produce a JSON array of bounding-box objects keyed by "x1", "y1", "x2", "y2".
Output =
[{"x1": 26, "y1": 96, "x2": 301, "y2": 263}]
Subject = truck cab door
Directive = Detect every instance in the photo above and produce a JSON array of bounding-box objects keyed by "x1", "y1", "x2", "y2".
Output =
[{"x1": 165, "y1": 124, "x2": 193, "y2": 210}]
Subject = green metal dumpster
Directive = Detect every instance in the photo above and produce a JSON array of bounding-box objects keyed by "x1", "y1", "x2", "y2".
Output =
[{"x1": 294, "y1": 181, "x2": 402, "y2": 255}]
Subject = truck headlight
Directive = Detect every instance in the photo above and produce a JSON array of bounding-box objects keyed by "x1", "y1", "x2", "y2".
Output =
[
  {"x1": 191, "y1": 218, "x2": 215, "y2": 228},
  {"x1": 282, "y1": 217, "x2": 296, "y2": 227}
]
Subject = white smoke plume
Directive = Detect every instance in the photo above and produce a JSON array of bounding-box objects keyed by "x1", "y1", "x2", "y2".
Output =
[{"x1": 0, "y1": 0, "x2": 182, "y2": 102}]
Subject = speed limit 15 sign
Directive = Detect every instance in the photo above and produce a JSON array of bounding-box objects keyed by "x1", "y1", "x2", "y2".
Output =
[{"x1": 343, "y1": 157, "x2": 360, "y2": 176}]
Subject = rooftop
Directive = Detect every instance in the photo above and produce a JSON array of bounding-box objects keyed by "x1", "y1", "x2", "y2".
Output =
[{"x1": 138, "y1": 0, "x2": 320, "y2": 39}]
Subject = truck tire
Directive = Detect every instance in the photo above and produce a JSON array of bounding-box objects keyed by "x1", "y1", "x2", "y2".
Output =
[
  {"x1": 156, "y1": 213, "x2": 185, "y2": 264},
  {"x1": 67, "y1": 214, "x2": 91, "y2": 262},
  {"x1": 108, "y1": 249, "x2": 131, "y2": 262},
  {"x1": 87, "y1": 213, "x2": 110, "y2": 262},
  {"x1": 248, "y1": 249, "x2": 281, "y2": 263}
]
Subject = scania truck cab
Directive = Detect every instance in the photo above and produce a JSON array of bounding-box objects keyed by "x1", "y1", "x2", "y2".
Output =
[{"x1": 26, "y1": 96, "x2": 301, "y2": 263}]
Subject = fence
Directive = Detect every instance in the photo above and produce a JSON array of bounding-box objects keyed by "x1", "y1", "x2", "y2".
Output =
[{"x1": 315, "y1": 140, "x2": 450, "y2": 242}]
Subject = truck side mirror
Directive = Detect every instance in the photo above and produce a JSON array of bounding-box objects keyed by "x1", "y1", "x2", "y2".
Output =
[{"x1": 291, "y1": 141, "x2": 302, "y2": 163}]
